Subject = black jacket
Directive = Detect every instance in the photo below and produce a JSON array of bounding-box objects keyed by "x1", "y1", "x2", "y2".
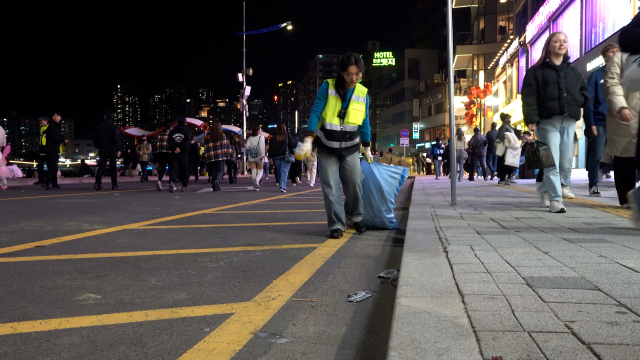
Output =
[
  {"x1": 92, "y1": 119, "x2": 120, "y2": 152},
  {"x1": 485, "y1": 129, "x2": 498, "y2": 154},
  {"x1": 521, "y1": 57, "x2": 593, "y2": 127},
  {"x1": 188, "y1": 141, "x2": 200, "y2": 162},
  {"x1": 269, "y1": 133, "x2": 297, "y2": 159},
  {"x1": 168, "y1": 125, "x2": 193, "y2": 154},
  {"x1": 42, "y1": 122, "x2": 65, "y2": 154},
  {"x1": 620, "y1": 13, "x2": 640, "y2": 55},
  {"x1": 468, "y1": 133, "x2": 486, "y2": 154}
]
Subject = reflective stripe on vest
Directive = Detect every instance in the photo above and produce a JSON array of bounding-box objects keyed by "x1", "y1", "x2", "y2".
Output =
[
  {"x1": 318, "y1": 79, "x2": 368, "y2": 148},
  {"x1": 40, "y1": 125, "x2": 48, "y2": 146}
]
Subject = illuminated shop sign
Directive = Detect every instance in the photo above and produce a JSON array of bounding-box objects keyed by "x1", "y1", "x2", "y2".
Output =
[
  {"x1": 373, "y1": 52, "x2": 395, "y2": 66},
  {"x1": 499, "y1": 39, "x2": 520, "y2": 69},
  {"x1": 526, "y1": 0, "x2": 568, "y2": 41}
]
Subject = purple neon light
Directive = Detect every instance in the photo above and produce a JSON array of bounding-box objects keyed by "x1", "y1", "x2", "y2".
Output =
[
  {"x1": 552, "y1": 0, "x2": 581, "y2": 61},
  {"x1": 530, "y1": 31, "x2": 550, "y2": 67},
  {"x1": 584, "y1": 0, "x2": 634, "y2": 54},
  {"x1": 519, "y1": 48, "x2": 527, "y2": 92}
]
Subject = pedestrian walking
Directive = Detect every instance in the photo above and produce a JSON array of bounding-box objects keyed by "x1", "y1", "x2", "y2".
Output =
[
  {"x1": 486, "y1": 122, "x2": 498, "y2": 180},
  {"x1": 246, "y1": 124, "x2": 266, "y2": 191},
  {"x1": 168, "y1": 116, "x2": 193, "y2": 193},
  {"x1": 0, "y1": 124, "x2": 9, "y2": 190},
  {"x1": 136, "y1": 135, "x2": 152, "y2": 182},
  {"x1": 415, "y1": 153, "x2": 424, "y2": 174},
  {"x1": 603, "y1": 49, "x2": 639, "y2": 208},
  {"x1": 585, "y1": 44, "x2": 620, "y2": 197},
  {"x1": 468, "y1": 128, "x2": 488, "y2": 181},
  {"x1": 154, "y1": 122, "x2": 173, "y2": 191},
  {"x1": 263, "y1": 151, "x2": 270, "y2": 182},
  {"x1": 226, "y1": 136, "x2": 240, "y2": 184},
  {"x1": 455, "y1": 128, "x2": 467, "y2": 182},
  {"x1": 442, "y1": 140, "x2": 451, "y2": 177},
  {"x1": 188, "y1": 139, "x2": 201, "y2": 183},
  {"x1": 305, "y1": 146, "x2": 318, "y2": 186},
  {"x1": 93, "y1": 109, "x2": 121, "y2": 191},
  {"x1": 496, "y1": 113, "x2": 522, "y2": 185},
  {"x1": 41, "y1": 111, "x2": 68, "y2": 190},
  {"x1": 289, "y1": 135, "x2": 303, "y2": 186},
  {"x1": 295, "y1": 52, "x2": 372, "y2": 238},
  {"x1": 269, "y1": 122, "x2": 297, "y2": 193},
  {"x1": 522, "y1": 31, "x2": 594, "y2": 213},
  {"x1": 430, "y1": 137, "x2": 445, "y2": 179},
  {"x1": 33, "y1": 116, "x2": 50, "y2": 186},
  {"x1": 204, "y1": 121, "x2": 233, "y2": 192}
]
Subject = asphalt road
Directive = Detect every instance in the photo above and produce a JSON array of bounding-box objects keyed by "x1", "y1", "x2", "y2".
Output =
[{"x1": 0, "y1": 174, "x2": 410, "y2": 359}]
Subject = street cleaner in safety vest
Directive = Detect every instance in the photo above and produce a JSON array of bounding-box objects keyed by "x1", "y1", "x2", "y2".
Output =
[{"x1": 295, "y1": 52, "x2": 372, "y2": 239}]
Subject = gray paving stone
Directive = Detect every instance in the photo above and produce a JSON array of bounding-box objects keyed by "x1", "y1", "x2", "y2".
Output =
[
  {"x1": 467, "y1": 311, "x2": 523, "y2": 331},
  {"x1": 536, "y1": 289, "x2": 618, "y2": 304},
  {"x1": 506, "y1": 295, "x2": 551, "y2": 312},
  {"x1": 564, "y1": 238, "x2": 612, "y2": 243},
  {"x1": 569, "y1": 321, "x2": 640, "y2": 345},
  {"x1": 482, "y1": 262, "x2": 517, "y2": 273},
  {"x1": 530, "y1": 333, "x2": 597, "y2": 359},
  {"x1": 619, "y1": 298, "x2": 640, "y2": 315},
  {"x1": 497, "y1": 284, "x2": 537, "y2": 296},
  {"x1": 591, "y1": 345, "x2": 640, "y2": 360},
  {"x1": 464, "y1": 295, "x2": 512, "y2": 312},
  {"x1": 492, "y1": 272, "x2": 527, "y2": 284},
  {"x1": 452, "y1": 263, "x2": 487, "y2": 273},
  {"x1": 514, "y1": 311, "x2": 568, "y2": 332},
  {"x1": 455, "y1": 272, "x2": 495, "y2": 284},
  {"x1": 516, "y1": 266, "x2": 580, "y2": 278},
  {"x1": 506, "y1": 259, "x2": 565, "y2": 267},
  {"x1": 524, "y1": 276, "x2": 598, "y2": 290},
  {"x1": 476, "y1": 332, "x2": 545, "y2": 360},
  {"x1": 458, "y1": 282, "x2": 503, "y2": 296},
  {"x1": 549, "y1": 303, "x2": 640, "y2": 322}
]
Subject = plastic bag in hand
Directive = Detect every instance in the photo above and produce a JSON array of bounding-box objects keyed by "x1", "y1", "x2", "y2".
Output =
[{"x1": 524, "y1": 141, "x2": 555, "y2": 170}]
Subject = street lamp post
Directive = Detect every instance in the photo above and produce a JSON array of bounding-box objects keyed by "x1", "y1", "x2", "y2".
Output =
[{"x1": 239, "y1": 1, "x2": 291, "y2": 174}]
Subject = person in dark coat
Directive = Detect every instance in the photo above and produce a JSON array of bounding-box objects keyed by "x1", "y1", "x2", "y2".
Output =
[
  {"x1": 415, "y1": 152, "x2": 424, "y2": 174},
  {"x1": 92, "y1": 109, "x2": 121, "y2": 190},
  {"x1": 168, "y1": 116, "x2": 193, "y2": 192},
  {"x1": 188, "y1": 139, "x2": 201, "y2": 182},
  {"x1": 41, "y1": 111, "x2": 68, "y2": 190},
  {"x1": 485, "y1": 122, "x2": 499, "y2": 180},
  {"x1": 521, "y1": 31, "x2": 593, "y2": 213},
  {"x1": 77, "y1": 159, "x2": 92, "y2": 177},
  {"x1": 225, "y1": 136, "x2": 240, "y2": 184},
  {"x1": 467, "y1": 128, "x2": 487, "y2": 181}
]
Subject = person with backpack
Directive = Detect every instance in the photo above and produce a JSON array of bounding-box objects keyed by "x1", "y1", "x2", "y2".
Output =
[
  {"x1": 246, "y1": 124, "x2": 266, "y2": 191},
  {"x1": 468, "y1": 128, "x2": 488, "y2": 181},
  {"x1": 430, "y1": 137, "x2": 445, "y2": 179}
]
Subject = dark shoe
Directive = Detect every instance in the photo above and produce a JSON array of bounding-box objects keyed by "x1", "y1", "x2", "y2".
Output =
[
  {"x1": 33, "y1": 180, "x2": 45, "y2": 185},
  {"x1": 52, "y1": 185, "x2": 61, "y2": 189},
  {"x1": 353, "y1": 221, "x2": 366, "y2": 234},
  {"x1": 140, "y1": 178, "x2": 144, "y2": 182},
  {"x1": 41, "y1": 183, "x2": 51, "y2": 190},
  {"x1": 112, "y1": 185, "x2": 121, "y2": 190},
  {"x1": 94, "y1": 184, "x2": 102, "y2": 191},
  {"x1": 329, "y1": 229, "x2": 343, "y2": 239},
  {"x1": 213, "y1": 181, "x2": 221, "y2": 192}
]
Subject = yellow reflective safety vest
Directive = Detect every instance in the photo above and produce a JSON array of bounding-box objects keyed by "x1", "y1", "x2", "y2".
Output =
[
  {"x1": 39, "y1": 125, "x2": 48, "y2": 146},
  {"x1": 316, "y1": 79, "x2": 367, "y2": 149}
]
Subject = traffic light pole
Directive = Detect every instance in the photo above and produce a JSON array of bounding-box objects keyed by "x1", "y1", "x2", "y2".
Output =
[{"x1": 447, "y1": 0, "x2": 457, "y2": 206}]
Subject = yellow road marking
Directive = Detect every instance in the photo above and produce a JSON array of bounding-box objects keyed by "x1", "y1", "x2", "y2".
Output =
[
  {"x1": 495, "y1": 184, "x2": 631, "y2": 219},
  {"x1": 179, "y1": 232, "x2": 353, "y2": 359},
  {"x1": 262, "y1": 201, "x2": 325, "y2": 204},
  {"x1": 206, "y1": 210, "x2": 325, "y2": 214},
  {"x1": 0, "y1": 303, "x2": 247, "y2": 336},
  {"x1": 0, "y1": 188, "x2": 156, "y2": 201},
  {"x1": 140, "y1": 222, "x2": 326, "y2": 229},
  {"x1": 0, "y1": 189, "x2": 321, "y2": 255},
  {"x1": 0, "y1": 244, "x2": 322, "y2": 263}
]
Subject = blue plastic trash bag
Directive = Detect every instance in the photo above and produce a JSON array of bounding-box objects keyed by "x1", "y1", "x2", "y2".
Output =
[{"x1": 360, "y1": 161, "x2": 410, "y2": 229}]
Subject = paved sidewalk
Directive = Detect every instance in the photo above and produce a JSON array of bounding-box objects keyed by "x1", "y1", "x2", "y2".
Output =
[{"x1": 389, "y1": 174, "x2": 640, "y2": 360}]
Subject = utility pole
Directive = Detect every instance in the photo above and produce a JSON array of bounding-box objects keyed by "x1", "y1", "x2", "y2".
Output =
[
  {"x1": 447, "y1": 0, "x2": 457, "y2": 205},
  {"x1": 241, "y1": 1, "x2": 247, "y2": 175}
]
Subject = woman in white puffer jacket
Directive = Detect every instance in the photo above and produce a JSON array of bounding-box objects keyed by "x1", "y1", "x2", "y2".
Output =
[{"x1": 603, "y1": 51, "x2": 640, "y2": 208}]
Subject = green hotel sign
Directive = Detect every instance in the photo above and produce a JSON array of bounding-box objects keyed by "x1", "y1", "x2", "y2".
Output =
[{"x1": 373, "y1": 52, "x2": 395, "y2": 66}]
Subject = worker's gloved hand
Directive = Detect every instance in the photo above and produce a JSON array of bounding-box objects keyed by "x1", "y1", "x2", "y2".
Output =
[
  {"x1": 295, "y1": 137, "x2": 313, "y2": 161},
  {"x1": 363, "y1": 147, "x2": 373, "y2": 163}
]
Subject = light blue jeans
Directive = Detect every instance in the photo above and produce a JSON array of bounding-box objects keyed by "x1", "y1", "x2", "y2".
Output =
[
  {"x1": 456, "y1": 149, "x2": 466, "y2": 181},
  {"x1": 274, "y1": 158, "x2": 291, "y2": 190},
  {"x1": 536, "y1": 115, "x2": 577, "y2": 202},
  {"x1": 317, "y1": 149, "x2": 364, "y2": 231}
]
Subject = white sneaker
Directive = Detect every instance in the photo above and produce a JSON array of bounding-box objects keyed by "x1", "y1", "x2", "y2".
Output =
[
  {"x1": 540, "y1": 192, "x2": 550, "y2": 207},
  {"x1": 156, "y1": 181, "x2": 163, "y2": 191},
  {"x1": 562, "y1": 186, "x2": 575, "y2": 199},
  {"x1": 549, "y1": 200, "x2": 567, "y2": 213},
  {"x1": 169, "y1": 181, "x2": 175, "y2": 193},
  {"x1": 589, "y1": 186, "x2": 601, "y2": 197},
  {"x1": 310, "y1": 183, "x2": 314, "y2": 187},
  {"x1": 622, "y1": 203, "x2": 632, "y2": 209}
]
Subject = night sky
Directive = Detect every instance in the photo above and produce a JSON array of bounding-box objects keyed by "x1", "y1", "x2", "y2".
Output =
[{"x1": 2, "y1": 0, "x2": 414, "y2": 136}]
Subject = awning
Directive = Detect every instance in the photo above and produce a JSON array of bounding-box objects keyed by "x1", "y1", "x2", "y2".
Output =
[{"x1": 453, "y1": 54, "x2": 473, "y2": 70}]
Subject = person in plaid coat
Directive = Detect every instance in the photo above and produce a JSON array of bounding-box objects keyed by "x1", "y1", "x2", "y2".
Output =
[
  {"x1": 154, "y1": 122, "x2": 173, "y2": 191},
  {"x1": 204, "y1": 121, "x2": 233, "y2": 191}
]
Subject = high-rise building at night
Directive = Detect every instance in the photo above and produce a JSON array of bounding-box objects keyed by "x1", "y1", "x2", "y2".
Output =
[
  {"x1": 113, "y1": 85, "x2": 141, "y2": 129},
  {"x1": 278, "y1": 81, "x2": 297, "y2": 132},
  {"x1": 297, "y1": 49, "x2": 344, "y2": 130},
  {"x1": 148, "y1": 86, "x2": 186, "y2": 129},
  {"x1": 248, "y1": 99, "x2": 266, "y2": 129},
  {"x1": 197, "y1": 86, "x2": 215, "y2": 121}
]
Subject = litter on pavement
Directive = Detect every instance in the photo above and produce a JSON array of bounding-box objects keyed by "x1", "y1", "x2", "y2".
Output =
[
  {"x1": 378, "y1": 269, "x2": 399, "y2": 279},
  {"x1": 347, "y1": 291, "x2": 372, "y2": 303}
]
